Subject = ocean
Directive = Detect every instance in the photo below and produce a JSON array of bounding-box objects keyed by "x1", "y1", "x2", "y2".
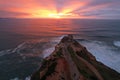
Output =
[{"x1": 0, "y1": 18, "x2": 120, "y2": 80}]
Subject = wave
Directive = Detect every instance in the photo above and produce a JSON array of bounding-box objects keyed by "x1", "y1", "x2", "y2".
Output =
[
  {"x1": 7, "y1": 36, "x2": 64, "y2": 80},
  {"x1": 92, "y1": 35, "x2": 110, "y2": 38},
  {"x1": 78, "y1": 40, "x2": 120, "y2": 73},
  {"x1": 12, "y1": 42, "x2": 26, "y2": 53},
  {"x1": 0, "y1": 42, "x2": 29, "y2": 57},
  {"x1": 0, "y1": 49, "x2": 12, "y2": 56},
  {"x1": 0, "y1": 39, "x2": 53, "y2": 57},
  {"x1": 42, "y1": 47, "x2": 55, "y2": 58},
  {"x1": 10, "y1": 76, "x2": 30, "y2": 80},
  {"x1": 0, "y1": 35, "x2": 64, "y2": 58},
  {"x1": 41, "y1": 35, "x2": 65, "y2": 58},
  {"x1": 1, "y1": 36, "x2": 120, "y2": 79},
  {"x1": 113, "y1": 41, "x2": 120, "y2": 47},
  {"x1": 51, "y1": 35, "x2": 66, "y2": 43}
]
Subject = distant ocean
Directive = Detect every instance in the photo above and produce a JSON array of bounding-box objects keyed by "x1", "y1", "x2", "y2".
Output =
[{"x1": 0, "y1": 18, "x2": 120, "y2": 80}]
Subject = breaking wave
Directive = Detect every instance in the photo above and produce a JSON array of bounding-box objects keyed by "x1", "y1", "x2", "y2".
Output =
[
  {"x1": 1, "y1": 36, "x2": 120, "y2": 80},
  {"x1": 41, "y1": 35, "x2": 65, "y2": 58},
  {"x1": 10, "y1": 76, "x2": 30, "y2": 80},
  {"x1": 42, "y1": 47, "x2": 55, "y2": 58},
  {"x1": 78, "y1": 40, "x2": 120, "y2": 73},
  {"x1": 0, "y1": 36, "x2": 65, "y2": 80},
  {"x1": 0, "y1": 49, "x2": 12, "y2": 56},
  {"x1": 113, "y1": 41, "x2": 120, "y2": 47}
]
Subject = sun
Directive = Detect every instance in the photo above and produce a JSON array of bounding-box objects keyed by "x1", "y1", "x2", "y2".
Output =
[
  {"x1": 48, "y1": 13, "x2": 73, "y2": 19},
  {"x1": 48, "y1": 13, "x2": 62, "y2": 19}
]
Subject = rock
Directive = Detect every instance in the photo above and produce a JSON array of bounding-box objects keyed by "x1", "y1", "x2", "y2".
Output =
[{"x1": 30, "y1": 35, "x2": 120, "y2": 80}]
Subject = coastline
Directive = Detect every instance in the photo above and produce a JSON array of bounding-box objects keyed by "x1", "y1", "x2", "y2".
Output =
[{"x1": 31, "y1": 35, "x2": 120, "y2": 80}]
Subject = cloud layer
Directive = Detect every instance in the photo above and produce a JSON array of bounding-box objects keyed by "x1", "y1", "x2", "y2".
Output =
[{"x1": 0, "y1": 0, "x2": 120, "y2": 19}]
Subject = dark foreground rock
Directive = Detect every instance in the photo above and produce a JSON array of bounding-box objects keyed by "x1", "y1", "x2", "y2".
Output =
[{"x1": 31, "y1": 35, "x2": 120, "y2": 80}]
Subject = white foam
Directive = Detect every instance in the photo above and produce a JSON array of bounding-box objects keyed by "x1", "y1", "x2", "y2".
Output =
[
  {"x1": 0, "y1": 42, "x2": 26, "y2": 57},
  {"x1": 42, "y1": 47, "x2": 55, "y2": 58},
  {"x1": 10, "y1": 77, "x2": 19, "y2": 80},
  {"x1": 51, "y1": 35, "x2": 66, "y2": 43},
  {"x1": 25, "y1": 76, "x2": 30, "y2": 80},
  {"x1": 41, "y1": 36, "x2": 65, "y2": 58},
  {"x1": 10, "y1": 76, "x2": 30, "y2": 80},
  {"x1": 12, "y1": 42, "x2": 26, "y2": 53},
  {"x1": 113, "y1": 41, "x2": 120, "y2": 47},
  {"x1": 79, "y1": 40, "x2": 120, "y2": 73},
  {"x1": 0, "y1": 49, "x2": 12, "y2": 56}
]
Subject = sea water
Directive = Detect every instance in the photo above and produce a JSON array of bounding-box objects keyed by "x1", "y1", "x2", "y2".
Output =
[{"x1": 0, "y1": 18, "x2": 120, "y2": 80}]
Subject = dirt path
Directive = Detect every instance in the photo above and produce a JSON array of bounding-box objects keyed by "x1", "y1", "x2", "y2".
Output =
[
  {"x1": 60, "y1": 43, "x2": 104, "y2": 80},
  {"x1": 57, "y1": 58, "x2": 73, "y2": 80}
]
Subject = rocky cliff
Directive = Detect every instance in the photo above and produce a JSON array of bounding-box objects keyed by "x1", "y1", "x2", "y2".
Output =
[{"x1": 31, "y1": 35, "x2": 120, "y2": 80}]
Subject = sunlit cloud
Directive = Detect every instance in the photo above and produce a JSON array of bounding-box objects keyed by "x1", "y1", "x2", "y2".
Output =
[
  {"x1": 0, "y1": 10, "x2": 31, "y2": 18},
  {"x1": 0, "y1": 0, "x2": 120, "y2": 19}
]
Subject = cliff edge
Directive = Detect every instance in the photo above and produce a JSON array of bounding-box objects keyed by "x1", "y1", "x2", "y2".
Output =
[{"x1": 31, "y1": 35, "x2": 120, "y2": 80}]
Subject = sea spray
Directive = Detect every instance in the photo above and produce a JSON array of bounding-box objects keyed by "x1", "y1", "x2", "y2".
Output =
[
  {"x1": 78, "y1": 40, "x2": 120, "y2": 73},
  {"x1": 10, "y1": 76, "x2": 30, "y2": 80},
  {"x1": 41, "y1": 35, "x2": 65, "y2": 58},
  {"x1": 114, "y1": 41, "x2": 120, "y2": 47},
  {"x1": 42, "y1": 47, "x2": 55, "y2": 58}
]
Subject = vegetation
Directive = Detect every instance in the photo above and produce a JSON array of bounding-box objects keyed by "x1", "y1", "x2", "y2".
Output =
[
  {"x1": 92, "y1": 61, "x2": 120, "y2": 80},
  {"x1": 53, "y1": 48, "x2": 63, "y2": 57},
  {"x1": 40, "y1": 62, "x2": 57, "y2": 80},
  {"x1": 67, "y1": 46, "x2": 97, "y2": 80},
  {"x1": 31, "y1": 35, "x2": 120, "y2": 80}
]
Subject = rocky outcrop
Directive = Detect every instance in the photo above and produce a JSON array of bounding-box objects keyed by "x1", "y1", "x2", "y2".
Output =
[{"x1": 31, "y1": 35, "x2": 120, "y2": 80}]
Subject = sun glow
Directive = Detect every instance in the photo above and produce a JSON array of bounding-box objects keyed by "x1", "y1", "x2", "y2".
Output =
[
  {"x1": 49, "y1": 13, "x2": 61, "y2": 18},
  {"x1": 48, "y1": 13, "x2": 73, "y2": 19},
  {"x1": 0, "y1": 0, "x2": 94, "y2": 18}
]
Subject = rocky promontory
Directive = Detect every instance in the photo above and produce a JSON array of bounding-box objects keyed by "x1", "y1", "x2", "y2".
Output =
[{"x1": 31, "y1": 35, "x2": 120, "y2": 80}]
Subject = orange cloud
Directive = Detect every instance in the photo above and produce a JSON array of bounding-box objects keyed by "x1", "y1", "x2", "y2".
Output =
[{"x1": 0, "y1": 0, "x2": 120, "y2": 19}]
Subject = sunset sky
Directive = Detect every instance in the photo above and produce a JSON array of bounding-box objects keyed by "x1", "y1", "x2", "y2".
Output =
[{"x1": 0, "y1": 0, "x2": 120, "y2": 19}]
